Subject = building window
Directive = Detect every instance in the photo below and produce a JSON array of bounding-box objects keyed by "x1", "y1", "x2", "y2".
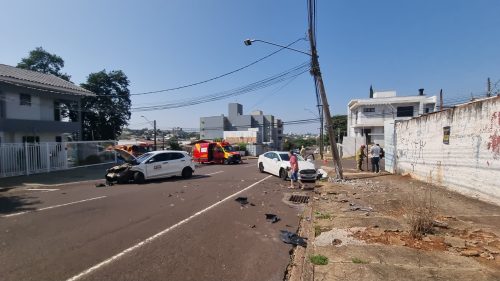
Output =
[
  {"x1": 363, "y1": 108, "x2": 375, "y2": 113},
  {"x1": 20, "y1": 94, "x2": 31, "y2": 106},
  {"x1": 22, "y1": 136, "x2": 40, "y2": 143},
  {"x1": 397, "y1": 106, "x2": 414, "y2": 117}
]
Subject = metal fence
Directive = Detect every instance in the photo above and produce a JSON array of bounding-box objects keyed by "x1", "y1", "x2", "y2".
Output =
[{"x1": 0, "y1": 141, "x2": 117, "y2": 178}]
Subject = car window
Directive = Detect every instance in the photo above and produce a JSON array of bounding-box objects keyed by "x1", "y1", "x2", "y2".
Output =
[
  {"x1": 279, "y1": 153, "x2": 290, "y2": 161},
  {"x1": 167, "y1": 152, "x2": 185, "y2": 160},
  {"x1": 264, "y1": 153, "x2": 273, "y2": 159},
  {"x1": 136, "y1": 152, "x2": 154, "y2": 163},
  {"x1": 151, "y1": 153, "x2": 169, "y2": 162}
]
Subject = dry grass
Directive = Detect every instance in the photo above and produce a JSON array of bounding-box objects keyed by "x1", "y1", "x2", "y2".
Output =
[{"x1": 406, "y1": 188, "x2": 435, "y2": 239}]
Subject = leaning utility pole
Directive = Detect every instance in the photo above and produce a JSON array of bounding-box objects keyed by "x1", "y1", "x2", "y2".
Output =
[{"x1": 307, "y1": 0, "x2": 344, "y2": 179}]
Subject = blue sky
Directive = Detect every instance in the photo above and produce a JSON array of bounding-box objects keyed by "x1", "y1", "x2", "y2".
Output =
[{"x1": 1, "y1": 0, "x2": 499, "y2": 133}]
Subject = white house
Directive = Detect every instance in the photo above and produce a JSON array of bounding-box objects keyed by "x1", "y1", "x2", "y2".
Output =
[
  {"x1": 347, "y1": 89, "x2": 437, "y2": 145},
  {"x1": 0, "y1": 64, "x2": 95, "y2": 143}
]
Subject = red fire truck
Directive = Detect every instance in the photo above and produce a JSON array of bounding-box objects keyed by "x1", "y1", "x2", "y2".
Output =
[{"x1": 192, "y1": 140, "x2": 242, "y2": 164}]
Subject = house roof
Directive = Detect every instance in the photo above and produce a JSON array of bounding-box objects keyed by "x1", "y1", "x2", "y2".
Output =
[
  {"x1": 0, "y1": 64, "x2": 95, "y2": 96},
  {"x1": 348, "y1": 95, "x2": 437, "y2": 109}
]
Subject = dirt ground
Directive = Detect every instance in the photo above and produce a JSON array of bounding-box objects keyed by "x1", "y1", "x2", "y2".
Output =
[{"x1": 287, "y1": 160, "x2": 500, "y2": 281}]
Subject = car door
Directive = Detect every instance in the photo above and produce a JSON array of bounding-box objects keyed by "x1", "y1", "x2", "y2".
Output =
[
  {"x1": 145, "y1": 153, "x2": 169, "y2": 179},
  {"x1": 267, "y1": 152, "x2": 280, "y2": 176},
  {"x1": 165, "y1": 152, "x2": 187, "y2": 176}
]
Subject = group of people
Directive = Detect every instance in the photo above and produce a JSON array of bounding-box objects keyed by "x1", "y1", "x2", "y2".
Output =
[{"x1": 355, "y1": 143, "x2": 384, "y2": 173}]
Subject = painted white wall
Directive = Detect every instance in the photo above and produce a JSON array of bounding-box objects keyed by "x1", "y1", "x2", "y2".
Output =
[
  {"x1": 5, "y1": 92, "x2": 41, "y2": 120},
  {"x1": 395, "y1": 97, "x2": 500, "y2": 205}
]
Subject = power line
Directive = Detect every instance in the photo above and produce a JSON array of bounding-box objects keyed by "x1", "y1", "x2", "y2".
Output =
[
  {"x1": 131, "y1": 62, "x2": 311, "y2": 112},
  {"x1": 131, "y1": 37, "x2": 307, "y2": 96}
]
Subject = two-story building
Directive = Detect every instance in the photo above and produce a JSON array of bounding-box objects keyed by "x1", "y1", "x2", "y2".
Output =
[
  {"x1": 347, "y1": 89, "x2": 437, "y2": 145},
  {"x1": 0, "y1": 64, "x2": 95, "y2": 143}
]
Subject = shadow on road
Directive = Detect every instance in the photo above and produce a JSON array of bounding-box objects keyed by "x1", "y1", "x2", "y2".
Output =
[{"x1": 0, "y1": 194, "x2": 40, "y2": 214}]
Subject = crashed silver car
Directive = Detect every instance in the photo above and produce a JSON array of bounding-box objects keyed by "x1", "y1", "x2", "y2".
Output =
[{"x1": 106, "y1": 149, "x2": 196, "y2": 184}]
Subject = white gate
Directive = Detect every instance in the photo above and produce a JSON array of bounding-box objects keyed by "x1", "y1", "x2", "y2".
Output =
[{"x1": 0, "y1": 141, "x2": 116, "y2": 178}]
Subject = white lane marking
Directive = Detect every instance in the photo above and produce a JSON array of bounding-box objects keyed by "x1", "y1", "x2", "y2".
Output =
[
  {"x1": 65, "y1": 175, "x2": 272, "y2": 281},
  {"x1": 2, "y1": 196, "x2": 107, "y2": 218},
  {"x1": 205, "y1": 171, "x2": 224, "y2": 176},
  {"x1": 26, "y1": 188, "x2": 60, "y2": 192}
]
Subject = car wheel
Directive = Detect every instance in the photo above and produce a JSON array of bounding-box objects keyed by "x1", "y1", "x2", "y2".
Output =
[
  {"x1": 223, "y1": 159, "x2": 229, "y2": 165},
  {"x1": 259, "y1": 162, "x2": 264, "y2": 173},
  {"x1": 279, "y1": 168, "x2": 288, "y2": 181},
  {"x1": 133, "y1": 172, "x2": 145, "y2": 184},
  {"x1": 182, "y1": 167, "x2": 193, "y2": 179}
]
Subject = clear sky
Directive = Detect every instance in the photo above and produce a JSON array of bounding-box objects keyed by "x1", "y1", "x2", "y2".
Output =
[{"x1": 1, "y1": 0, "x2": 499, "y2": 134}]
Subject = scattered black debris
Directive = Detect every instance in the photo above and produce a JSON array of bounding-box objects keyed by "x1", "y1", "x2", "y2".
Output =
[
  {"x1": 250, "y1": 224, "x2": 256, "y2": 228},
  {"x1": 289, "y1": 195, "x2": 310, "y2": 204},
  {"x1": 332, "y1": 238, "x2": 342, "y2": 246},
  {"x1": 250, "y1": 203, "x2": 256, "y2": 206},
  {"x1": 61, "y1": 192, "x2": 67, "y2": 195},
  {"x1": 286, "y1": 224, "x2": 293, "y2": 228},
  {"x1": 235, "y1": 197, "x2": 248, "y2": 205},
  {"x1": 95, "y1": 183, "x2": 106, "y2": 188},
  {"x1": 280, "y1": 230, "x2": 307, "y2": 247},
  {"x1": 168, "y1": 194, "x2": 173, "y2": 197},
  {"x1": 265, "y1": 213, "x2": 281, "y2": 223}
]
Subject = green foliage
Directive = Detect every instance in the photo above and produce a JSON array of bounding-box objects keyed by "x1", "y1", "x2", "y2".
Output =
[
  {"x1": 169, "y1": 138, "x2": 181, "y2": 150},
  {"x1": 314, "y1": 225, "x2": 324, "y2": 237},
  {"x1": 309, "y1": 255, "x2": 328, "y2": 265},
  {"x1": 80, "y1": 70, "x2": 131, "y2": 141},
  {"x1": 314, "y1": 211, "x2": 331, "y2": 220},
  {"x1": 283, "y1": 137, "x2": 317, "y2": 151},
  {"x1": 17, "y1": 47, "x2": 71, "y2": 81},
  {"x1": 236, "y1": 142, "x2": 247, "y2": 151},
  {"x1": 352, "y1": 257, "x2": 369, "y2": 264},
  {"x1": 213, "y1": 137, "x2": 223, "y2": 142},
  {"x1": 325, "y1": 115, "x2": 347, "y2": 143}
]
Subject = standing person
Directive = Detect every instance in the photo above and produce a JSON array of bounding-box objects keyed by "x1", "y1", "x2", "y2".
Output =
[
  {"x1": 288, "y1": 151, "x2": 305, "y2": 189},
  {"x1": 300, "y1": 145, "x2": 306, "y2": 158},
  {"x1": 370, "y1": 144, "x2": 381, "y2": 173},
  {"x1": 355, "y1": 145, "x2": 366, "y2": 171}
]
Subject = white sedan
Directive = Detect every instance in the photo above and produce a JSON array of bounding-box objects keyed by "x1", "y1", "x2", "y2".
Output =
[
  {"x1": 257, "y1": 151, "x2": 318, "y2": 181},
  {"x1": 107, "y1": 150, "x2": 196, "y2": 184}
]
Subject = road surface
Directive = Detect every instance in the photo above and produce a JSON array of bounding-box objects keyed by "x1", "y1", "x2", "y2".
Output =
[{"x1": 0, "y1": 159, "x2": 311, "y2": 281}]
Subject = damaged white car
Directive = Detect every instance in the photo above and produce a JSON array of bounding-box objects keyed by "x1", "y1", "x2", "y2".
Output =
[
  {"x1": 257, "y1": 151, "x2": 318, "y2": 181},
  {"x1": 106, "y1": 150, "x2": 196, "y2": 184}
]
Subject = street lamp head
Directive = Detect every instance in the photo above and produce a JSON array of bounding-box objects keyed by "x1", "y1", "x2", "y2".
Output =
[{"x1": 243, "y1": 39, "x2": 254, "y2": 46}]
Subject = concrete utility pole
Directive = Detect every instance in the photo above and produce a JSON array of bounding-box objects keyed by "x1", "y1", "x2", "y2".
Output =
[
  {"x1": 439, "y1": 89, "x2": 443, "y2": 111},
  {"x1": 308, "y1": 0, "x2": 344, "y2": 179}
]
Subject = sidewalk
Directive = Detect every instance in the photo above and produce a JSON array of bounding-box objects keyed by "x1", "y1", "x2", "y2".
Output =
[
  {"x1": 0, "y1": 163, "x2": 114, "y2": 192},
  {"x1": 287, "y1": 163, "x2": 500, "y2": 281}
]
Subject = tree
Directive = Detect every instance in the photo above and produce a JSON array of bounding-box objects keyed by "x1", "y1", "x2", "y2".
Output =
[
  {"x1": 80, "y1": 70, "x2": 131, "y2": 140},
  {"x1": 169, "y1": 138, "x2": 181, "y2": 150},
  {"x1": 17, "y1": 47, "x2": 71, "y2": 81},
  {"x1": 325, "y1": 115, "x2": 347, "y2": 143}
]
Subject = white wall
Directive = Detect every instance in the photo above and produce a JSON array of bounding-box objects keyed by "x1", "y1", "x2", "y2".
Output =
[
  {"x1": 395, "y1": 97, "x2": 500, "y2": 205},
  {"x1": 5, "y1": 92, "x2": 41, "y2": 120}
]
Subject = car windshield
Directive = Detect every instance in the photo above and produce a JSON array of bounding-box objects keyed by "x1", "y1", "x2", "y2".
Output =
[
  {"x1": 279, "y1": 153, "x2": 305, "y2": 161},
  {"x1": 223, "y1": 145, "x2": 234, "y2": 152},
  {"x1": 136, "y1": 152, "x2": 154, "y2": 163}
]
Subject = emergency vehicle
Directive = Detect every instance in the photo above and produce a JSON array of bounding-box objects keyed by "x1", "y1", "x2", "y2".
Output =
[{"x1": 192, "y1": 140, "x2": 242, "y2": 164}]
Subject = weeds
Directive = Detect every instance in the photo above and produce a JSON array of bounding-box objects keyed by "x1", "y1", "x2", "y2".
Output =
[
  {"x1": 310, "y1": 254, "x2": 328, "y2": 265},
  {"x1": 351, "y1": 257, "x2": 369, "y2": 264},
  {"x1": 314, "y1": 225, "x2": 329, "y2": 237},
  {"x1": 406, "y1": 188, "x2": 435, "y2": 238},
  {"x1": 314, "y1": 211, "x2": 331, "y2": 220}
]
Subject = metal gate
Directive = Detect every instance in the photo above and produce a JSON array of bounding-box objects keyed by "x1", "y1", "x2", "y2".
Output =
[{"x1": 383, "y1": 120, "x2": 396, "y2": 173}]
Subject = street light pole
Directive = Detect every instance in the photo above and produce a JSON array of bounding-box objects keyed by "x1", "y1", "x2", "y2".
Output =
[
  {"x1": 141, "y1": 115, "x2": 157, "y2": 151},
  {"x1": 243, "y1": 37, "x2": 344, "y2": 178}
]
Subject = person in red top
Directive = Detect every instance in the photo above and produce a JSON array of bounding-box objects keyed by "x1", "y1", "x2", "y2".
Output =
[{"x1": 288, "y1": 150, "x2": 305, "y2": 189}]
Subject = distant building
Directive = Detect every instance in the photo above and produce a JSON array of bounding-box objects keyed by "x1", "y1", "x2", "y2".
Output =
[
  {"x1": 347, "y1": 89, "x2": 437, "y2": 144},
  {"x1": 0, "y1": 64, "x2": 95, "y2": 143},
  {"x1": 200, "y1": 103, "x2": 284, "y2": 150}
]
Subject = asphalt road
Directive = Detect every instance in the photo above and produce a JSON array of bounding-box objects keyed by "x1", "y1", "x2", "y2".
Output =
[{"x1": 0, "y1": 159, "x2": 311, "y2": 281}]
